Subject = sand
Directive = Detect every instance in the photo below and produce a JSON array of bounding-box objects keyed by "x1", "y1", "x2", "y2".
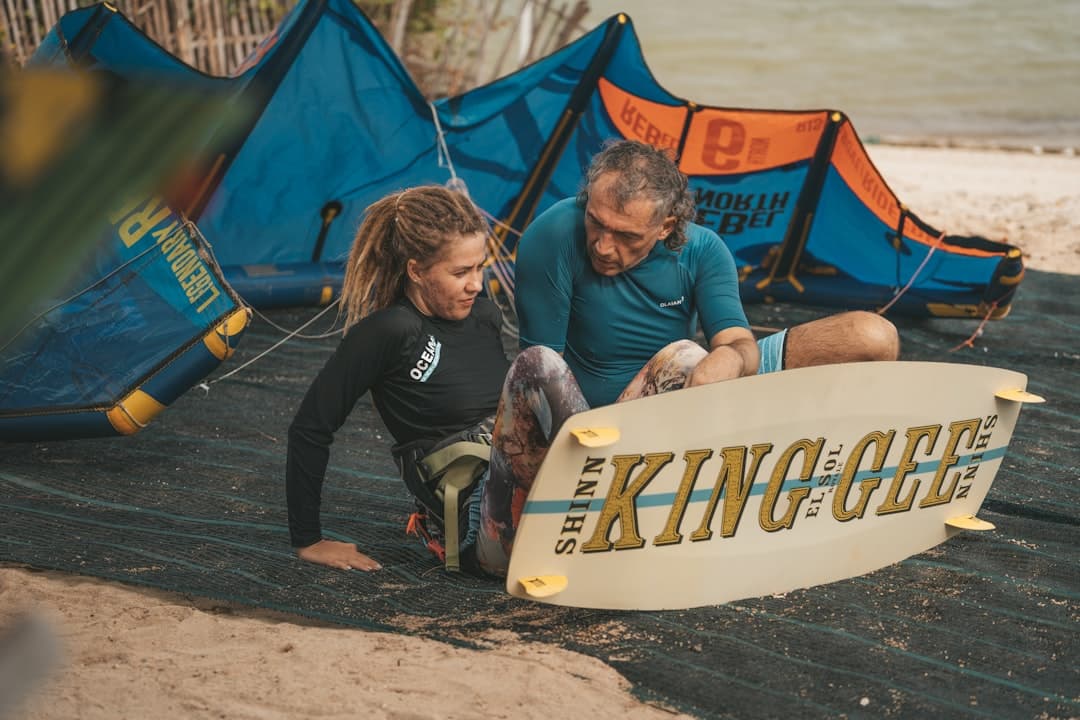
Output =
[
  {"x1": 0, "y1": 570, "x2": 686, "y2": 720},
  {"x1": 867, "y1": 144, "x2": 1080, "y2": 274},
  {"x1": 1, "y1": 144, "x2": 1077, "y2": 720}
]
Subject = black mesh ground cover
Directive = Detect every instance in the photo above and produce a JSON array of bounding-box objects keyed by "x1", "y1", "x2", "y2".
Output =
[{"x1": 2, "y1": 269, "x2": 1077, "y2": 719}]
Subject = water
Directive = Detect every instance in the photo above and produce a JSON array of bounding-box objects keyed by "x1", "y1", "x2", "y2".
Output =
[{"x1": 583, "y1": 0, "x2": 1080, "y2": 151}]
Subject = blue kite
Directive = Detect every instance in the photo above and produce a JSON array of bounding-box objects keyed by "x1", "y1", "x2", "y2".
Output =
[{"x1": 5, "y1": 0, "x2": 1024, "y2": 441}]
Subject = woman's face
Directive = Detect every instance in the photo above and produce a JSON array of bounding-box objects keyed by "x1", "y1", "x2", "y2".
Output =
[{"x1": 406, "y1": 231, "x2": 488, "y2": 321}]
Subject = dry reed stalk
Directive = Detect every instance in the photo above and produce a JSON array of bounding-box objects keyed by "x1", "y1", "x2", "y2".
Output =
[
  {"x1": 389, "y1": 0, "x2": 413, "y2": 55},
  {"x1": 210, "y1": 0, "x2": 225, "y2": 74},
  {"x1": 159, "y1": 3, "x2": 174, "y2": 56},
  {"x1": 236, "y1": 0, "x2": 255, "y2": 67},
  {"x1": 535, "y1": 1, "x2": 567, "y2": 58},
  {"x1": 175, "y1": 1, "x2": 192, "y2": 68},
  {"x1": 551, "y1": 0, "x2": 587, "y2": 52},
  {"x1": 3, "y1": 0, "x2": 26, "y2": 65},
  {"x1": 37, "y1": 0, "x2": 52, "y2": 35},
  {"x1": 521, "y1": 0, "x2": 551, "y2": 64},
  {"x1": 490, "y1": 0, "x2": 523, "y2": 80},
  {"x1": 253, "y1": 0, "x2": 267, "y2": 39},
  {"x1": 197, "y1": 0, "x2": 212, "y2": 70},
  {"x1": 154, "y1": 2, "x2": 172, "y2": 56},
  {"x1": 232, "y1": 8, "x2": 245, "y2": 67},
  {"x1": 466, "y1": 0, "x2": 503, "y2": 86},
  {"x1": 23, "y1": 0, "x2": 40, "y2": 49}
]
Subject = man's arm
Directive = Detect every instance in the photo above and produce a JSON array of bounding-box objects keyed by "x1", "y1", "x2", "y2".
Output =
[
  {"x1": 688, "y1": 326, "x2": 759, "y2": 387},
  {"x1": 514, "y1": 200, "x2": 576, "y2": 351},
  {"x1": 685, "y1": 226, "x2": 756, "y2": 386}
]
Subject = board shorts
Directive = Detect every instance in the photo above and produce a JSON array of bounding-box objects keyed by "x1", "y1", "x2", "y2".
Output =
[{"x1": 757, "y1": 329, "x2": 788, "y2": 374}]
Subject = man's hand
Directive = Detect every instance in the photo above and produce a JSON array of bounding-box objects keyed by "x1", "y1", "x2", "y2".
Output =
[
  {"x1": 296, "y1": 539, "x2": 382, "y2": 572},
  {"x1": 688, "y1": 329, "x2": 759, "y2": 387}
]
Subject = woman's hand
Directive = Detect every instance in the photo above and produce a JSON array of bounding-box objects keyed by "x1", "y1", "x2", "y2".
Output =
[{"x1": 296, "y1": 539, "x2": 382, "y2": 571}]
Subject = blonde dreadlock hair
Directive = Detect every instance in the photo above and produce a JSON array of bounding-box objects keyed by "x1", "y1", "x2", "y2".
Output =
[{"x1": 339, "y1": 186, "x2": 487, "y2": 334}]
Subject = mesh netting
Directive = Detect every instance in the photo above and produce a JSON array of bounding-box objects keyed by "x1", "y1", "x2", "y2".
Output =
[{"x1": 2, "y1": 269, "x2": 1076, "y2": 719}]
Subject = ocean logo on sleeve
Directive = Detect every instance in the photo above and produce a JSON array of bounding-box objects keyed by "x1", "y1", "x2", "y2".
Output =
[{"x1": 410, "y1": 334, "x2": 442, "y2": 382}]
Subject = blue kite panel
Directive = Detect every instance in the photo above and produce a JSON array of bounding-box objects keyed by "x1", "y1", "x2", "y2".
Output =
[
  {"x1": 0, "y1": 201, "x2": 243, "y2": 429},
  {"x1": 199, "y1": 0, "x2": 437, "y2": 267},
  {"x1": 440, "y1": 20, "x2": 611, "y2": 230},
  {"x1": 601, "y1": 18, "x2": 681, "y2": 107}
]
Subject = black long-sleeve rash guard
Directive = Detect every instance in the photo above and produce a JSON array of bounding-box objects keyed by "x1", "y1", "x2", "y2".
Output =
[{"x1": 286, "y1": 296, "x2": 510, "y2": 547}]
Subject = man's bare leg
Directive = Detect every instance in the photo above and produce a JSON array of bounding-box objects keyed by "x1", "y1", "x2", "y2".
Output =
[{"x1": 784, "y1": 311, "x2": 899, "y2": 369}]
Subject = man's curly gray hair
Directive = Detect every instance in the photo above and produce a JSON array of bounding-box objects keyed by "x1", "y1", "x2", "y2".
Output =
[{"x1": 576, "y1": 139, "x2": 696, "y2": 251}]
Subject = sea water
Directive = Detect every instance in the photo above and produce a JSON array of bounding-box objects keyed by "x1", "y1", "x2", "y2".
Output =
[{"x1": 583, "y1": 0, "x2": 1080, "y2": 151}]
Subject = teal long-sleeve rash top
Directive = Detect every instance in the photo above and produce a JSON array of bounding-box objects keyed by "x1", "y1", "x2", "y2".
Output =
[{"x1": 514, "y1": 198, "x2": 749, "y2": 407}]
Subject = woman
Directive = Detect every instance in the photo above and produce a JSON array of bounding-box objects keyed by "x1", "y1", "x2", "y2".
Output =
[{"x1": 286, "y1": 185, "x2": 587, "y2": 577}]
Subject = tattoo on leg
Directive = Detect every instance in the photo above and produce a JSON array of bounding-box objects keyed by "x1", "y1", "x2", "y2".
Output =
[
  {"x1": 480, "y1": 347, "x2": 588, "y2": 560},
  {"x1": 617, "y1": 339, "x2": 706, "y2": 402}
]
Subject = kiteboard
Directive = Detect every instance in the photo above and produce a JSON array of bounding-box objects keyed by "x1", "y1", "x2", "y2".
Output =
[{"x1": 506, "y1": 361, "x2": 1042, "y2": 610}]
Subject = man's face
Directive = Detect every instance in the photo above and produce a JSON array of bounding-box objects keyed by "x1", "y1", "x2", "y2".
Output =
[{"x1": 583, "y1": 173, "x2": 674, "y2": 276}]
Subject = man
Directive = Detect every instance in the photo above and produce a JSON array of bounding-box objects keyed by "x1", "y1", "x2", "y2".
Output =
[{"x1": 514, "y1": 139, "x2": 898, "y2": 408}]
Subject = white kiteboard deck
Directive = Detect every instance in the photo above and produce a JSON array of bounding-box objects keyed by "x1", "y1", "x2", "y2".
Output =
[{"x1": 505, "y1": 361, "x2": 1042, "y2": 610}]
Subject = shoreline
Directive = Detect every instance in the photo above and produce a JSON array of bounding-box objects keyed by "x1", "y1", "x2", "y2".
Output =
[{"x1": 869, "y1": 134, "x2": 1078, "y2": 157}]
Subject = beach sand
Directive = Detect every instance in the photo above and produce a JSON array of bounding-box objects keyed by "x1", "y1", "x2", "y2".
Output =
[
  {"x1": 1, "y1": 144, "x2": 1077, "y2": 720},
  {"x1": 868, "y1": 145, "x2": 1080, "y2": 274}
]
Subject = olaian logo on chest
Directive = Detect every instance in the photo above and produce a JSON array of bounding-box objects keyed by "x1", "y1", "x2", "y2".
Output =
[
  {"x1": 410, "y1": 334, "x2": 442, "y2": 382},
  {"x1": 659, "y1": 295, "x2": 685, "y2": 309}
]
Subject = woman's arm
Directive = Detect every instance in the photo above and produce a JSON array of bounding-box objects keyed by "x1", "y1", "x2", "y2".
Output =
[
  {"x1": 295, "y1": 539, "x2": 382, "y2": 571},
  {"x1": 286, "y1": 314, "x2": 400, "y2": 570}
]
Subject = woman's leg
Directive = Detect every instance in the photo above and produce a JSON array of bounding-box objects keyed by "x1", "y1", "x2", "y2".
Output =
[
  {"x1": 476, "y1": 346, "x2": 589, "y2": 575},
  {"x1": 616, "y1": 339, "x2": 708, "y2": 402}
]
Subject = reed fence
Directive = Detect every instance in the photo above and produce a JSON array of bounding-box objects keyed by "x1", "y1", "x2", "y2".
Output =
[{"x1": 1, "y1": 0, "x2": 589, "y2": 97}]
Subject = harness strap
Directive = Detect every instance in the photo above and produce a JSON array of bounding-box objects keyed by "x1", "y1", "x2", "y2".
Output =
[
  {"x1": 439, "y1": 462, "x2": 476, "y2": 572},
  {"x1": 417, "y1": 440, "x2": 491, "y2": 572},
  {"x1": 417, "y1": 440, "x2": 491, "y2": 479}
]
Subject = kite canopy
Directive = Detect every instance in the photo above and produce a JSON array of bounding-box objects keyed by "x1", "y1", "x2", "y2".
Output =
[
  {"x1": 30, "y1": 0, "x2": 1024, "y2": 318},
  {"x1": 0, "y1": 66, "x2": 251, "y2": 442},
  {"x1": 0, "y1": 201, "x2": 248, "y2": 441},
  {"x1": 4, "y1": 1, "x2": 1025, "y2": 441}
]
